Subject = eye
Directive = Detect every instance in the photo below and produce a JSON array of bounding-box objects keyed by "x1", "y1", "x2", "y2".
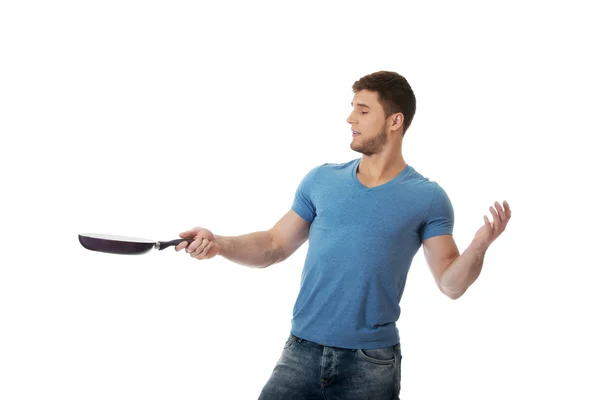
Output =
[{"x1": 361, "y1": 111, "x2": 368, "y2": 115}]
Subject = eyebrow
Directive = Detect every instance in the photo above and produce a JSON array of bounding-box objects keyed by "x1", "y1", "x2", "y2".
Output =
[{"x1": 351, "y1": 102, "x2": 371, "y2": 108}]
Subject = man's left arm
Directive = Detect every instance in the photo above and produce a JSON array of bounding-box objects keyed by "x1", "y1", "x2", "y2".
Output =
[{"x1": 423, "y1": 200, "x2": 512, "y2": 300}]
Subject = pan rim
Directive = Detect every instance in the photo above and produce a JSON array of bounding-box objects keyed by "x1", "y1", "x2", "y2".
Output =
[{"x1": 78, "y1": 233, "x2": 156, "y2": 244}]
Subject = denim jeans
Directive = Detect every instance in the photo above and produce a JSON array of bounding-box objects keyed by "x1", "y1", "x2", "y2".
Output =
[{"x1": 258, "y1": 333, "x2": 402, "y2": 400}]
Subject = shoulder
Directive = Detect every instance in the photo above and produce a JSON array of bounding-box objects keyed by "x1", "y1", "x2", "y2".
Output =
[
  {"x1": 301, "y1": 158, "x2": 358, "y2": 180},
  {"x1": 320, "y1": 158, "x2": 358, "y2": 172},
  {"x1": 402, "y1": 166, "x2": 453, "y2": 208},
  {"x1": 403, "y1": 165, "x2": 446, "y2": 193}
]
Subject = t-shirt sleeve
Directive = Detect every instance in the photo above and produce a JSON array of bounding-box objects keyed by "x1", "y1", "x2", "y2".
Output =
[
  {"x1": 420, "y1": 184, "x2": 454, "y2": 241},
  {"x1": 291, "y1": 166, "x2": 319, "y2": 223}
]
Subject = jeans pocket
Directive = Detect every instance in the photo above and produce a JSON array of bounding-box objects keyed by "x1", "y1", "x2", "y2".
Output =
[
  {"x1": 357, "y1": 347, "x2": 396, "y2": 365},
  {"x1": 284, "y1": 334, "x2": 298, "y2": 349}
]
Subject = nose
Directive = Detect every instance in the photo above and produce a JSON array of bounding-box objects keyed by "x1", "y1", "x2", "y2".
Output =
[{"x1": 346, "y1": 112, "x2": 354, "y2": 124}]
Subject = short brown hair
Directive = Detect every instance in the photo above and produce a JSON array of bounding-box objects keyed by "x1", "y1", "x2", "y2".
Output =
[{"x1": 352, "y1": 71, "x2": 416, "y2": 135}]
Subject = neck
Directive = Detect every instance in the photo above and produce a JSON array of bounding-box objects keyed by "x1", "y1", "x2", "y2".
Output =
[{"x1": 357, "y1": 145, "x2": 407, "y2": 185}]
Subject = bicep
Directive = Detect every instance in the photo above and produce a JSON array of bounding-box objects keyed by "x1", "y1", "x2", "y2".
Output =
[
  {"x1": 269, "y1": 209, "x2": 311, "y2": 261},
  {"x1": 422, "y1": 234, "x2": 459, "y2": 290}
]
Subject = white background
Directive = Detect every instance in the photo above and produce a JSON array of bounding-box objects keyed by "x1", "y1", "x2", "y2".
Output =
[{"x1": 1, "y1": 1, "x2": 598, "y2": 399}]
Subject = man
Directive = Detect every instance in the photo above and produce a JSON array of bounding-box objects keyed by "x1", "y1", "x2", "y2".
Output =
[{"x1": 176, "y1": 71, "x2": 511, "y2": 399}]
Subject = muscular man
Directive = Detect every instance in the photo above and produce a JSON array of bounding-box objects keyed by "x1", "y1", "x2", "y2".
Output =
[{"x1": 176, "y1": 71, "x2": 511, "y2": 399}]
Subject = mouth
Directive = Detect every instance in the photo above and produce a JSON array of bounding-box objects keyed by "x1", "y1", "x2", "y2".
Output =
[{"x1": 352, "y1": 130, "x2": 361, "y2": 138}]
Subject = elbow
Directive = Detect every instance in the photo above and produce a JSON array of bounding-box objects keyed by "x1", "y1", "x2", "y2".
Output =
[
  {"x1": 261, "y1": 256, "x2": 285, "y2": 269},
  {"x1": 444, "y1": 291, "x2": 462, "y2": 300},
  {"x1": 262, "y1": 257, "x2": 282, "y2": 269},
  {"x1": 441, "y1": 285, "x2": 464, "y2": 300},
  {"x1": 268, "y1": 248, "x2": 289, "y2": 268},
  {"x1": 262, "y1": 232, "x2": 287, "y2": 269}
]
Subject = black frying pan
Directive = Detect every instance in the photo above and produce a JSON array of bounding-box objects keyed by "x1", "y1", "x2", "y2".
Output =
[{"x1": 79, "y1": 233, "x2": 191, "y2": 255}]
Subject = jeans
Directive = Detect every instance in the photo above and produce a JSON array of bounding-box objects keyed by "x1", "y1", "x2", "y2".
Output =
[{"x1": 258, "y1": 333, "x2": 402, "y2": 400}]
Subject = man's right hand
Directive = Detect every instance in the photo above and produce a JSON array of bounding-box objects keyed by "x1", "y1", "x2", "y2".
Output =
[{"x1": 176, "y1": 227, "x2": 221, "y2": 260}]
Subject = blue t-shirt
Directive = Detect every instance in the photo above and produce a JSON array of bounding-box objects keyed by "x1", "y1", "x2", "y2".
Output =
[{"x1": 290, "y1": 158, "x2": 454, "y2": 349}]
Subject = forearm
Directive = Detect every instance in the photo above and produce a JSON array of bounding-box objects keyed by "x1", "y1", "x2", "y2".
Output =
[
  {"x1": 440, "y1": 241, "x2": 488, "y2": 299},
  {"x1": 214, "y1": 231, "x2": 284, "y2": 269}
]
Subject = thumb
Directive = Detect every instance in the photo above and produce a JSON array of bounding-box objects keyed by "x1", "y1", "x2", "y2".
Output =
[{"x1": 179, "y1": 228, "x2": 198, "y2": 238}]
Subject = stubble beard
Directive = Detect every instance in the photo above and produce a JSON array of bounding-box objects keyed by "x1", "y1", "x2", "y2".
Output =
[{"x1": 351, "y1": 126, "x2": 388, "y2": 156}]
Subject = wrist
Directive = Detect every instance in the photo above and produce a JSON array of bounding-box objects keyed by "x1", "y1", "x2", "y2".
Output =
[
  {"x1": 213, "y1": 235, "x2": 230, "y2": 256},
  {"x1": 470, "y1": 239, "x2": 489, "y2": 255}
]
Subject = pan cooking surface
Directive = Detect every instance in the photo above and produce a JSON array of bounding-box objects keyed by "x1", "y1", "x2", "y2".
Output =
[{"x1": 79, "y1": 233, "x2": 155, "y2": 243}]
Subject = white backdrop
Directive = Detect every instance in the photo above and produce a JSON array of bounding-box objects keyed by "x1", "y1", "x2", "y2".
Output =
[{"x1": 1, "y1": 1, "x2": 598, "y2": 399}]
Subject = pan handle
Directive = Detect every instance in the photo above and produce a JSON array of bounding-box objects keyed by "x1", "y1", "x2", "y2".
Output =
[{"x1": 157, "y1": 238, "x2": 193, "y2": 250}]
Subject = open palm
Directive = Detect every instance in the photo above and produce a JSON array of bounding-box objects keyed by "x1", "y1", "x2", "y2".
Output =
[{"x1": 473, "y1": 200, "x2": 511, "y2": 249}]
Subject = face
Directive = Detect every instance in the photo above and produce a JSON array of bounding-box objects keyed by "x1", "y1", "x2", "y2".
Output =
[{"x1": 346, "y1": 90, "x2": 402, "y2": 156}]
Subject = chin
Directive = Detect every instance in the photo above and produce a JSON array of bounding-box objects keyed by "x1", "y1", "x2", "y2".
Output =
[{"x1": 350, "y1": 145, "x2": 367, "y2": 155}]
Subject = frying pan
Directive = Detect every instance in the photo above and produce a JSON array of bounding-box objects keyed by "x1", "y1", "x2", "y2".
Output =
[{"x1": 78, "y1": 233, "x2": 192, "y2": 255}]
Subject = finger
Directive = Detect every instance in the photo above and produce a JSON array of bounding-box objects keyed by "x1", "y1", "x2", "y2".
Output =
[
  {"x1": 503, "y1": 200, "x2": 511, "y2": 219},
  {"x1": 483, "y1": 215, "x2": 492, "y2": 229},
  {"x1": 193, "y1": 242, "x2": 211, "y2": 259},
  {"x1": 195, "y1": 241, "x2": 213, "y2": 259},
  {"x1": 493, "y1": 201, "x2": 505, "y2": 222},
  {"x1": 191, "y1": 238, "x2": 209, "y2": 257},
  {"x1": 490, "y1": 206, "x2": 502, "y2": 234},
  {"x1": 195, "y1": 239, "x2": 210, "y2": 256},
  {"x1": 483, "y1": 216, "x2": 495, "y2": 238},
  {"x1": 186, "y1": 238, "x2": 202, "y2": 253},
  {"x1": 175, "y1": 241, "x2": 189, "y2": 252},
  {"x1": 489, "y1": 206, "x2": 499, "y2": 225},
  {"x1": 179, "y1": 228, "x2": 198, "y2": 239}
]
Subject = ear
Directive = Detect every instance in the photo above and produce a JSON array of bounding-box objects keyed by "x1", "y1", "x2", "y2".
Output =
[{"x1": 391, "y1": 113, "x2": 404, "y2": 131}]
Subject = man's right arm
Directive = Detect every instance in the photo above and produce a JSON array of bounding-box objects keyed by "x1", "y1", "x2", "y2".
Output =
[{"x1": 214, "y1": 209, "x2": 310, "y2": 268}]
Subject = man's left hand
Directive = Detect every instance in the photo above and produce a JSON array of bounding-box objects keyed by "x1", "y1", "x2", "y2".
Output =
[{"x1": 473, "y1": 200, "x2": 512, "y2": 251}]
